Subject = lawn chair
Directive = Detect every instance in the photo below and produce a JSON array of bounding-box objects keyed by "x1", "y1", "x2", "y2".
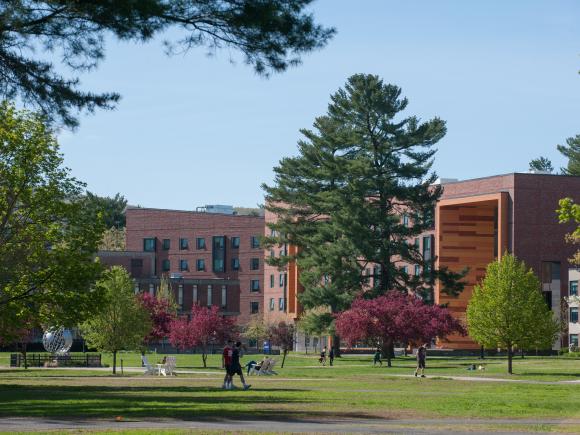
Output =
[
  {"x1": 157, "y1": 356, "x2": 177, "y2": 376},
  {"x1": 249, "y1": 358, "x2": 271, "y2": 376},
  {"x1": 141, "y1": 355, "x2": 156, "y2": 375},
  {"x1": 264, "y1": 359, "x2": 278, "y2": 375}
]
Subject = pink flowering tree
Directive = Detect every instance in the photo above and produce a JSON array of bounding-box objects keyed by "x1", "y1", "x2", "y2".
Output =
[
  {"x1": 335, "y1": 291, "x2": 465, "y2": 367},
  {"x1": 268, "y1": 321, "x2": 295, "y2": 368},
  {"x1": 138, "y1": 292, "x2": 176, "y2": 347},
  {"x1": 169, "y1": 304, "x2": 236, "y2": 368}
]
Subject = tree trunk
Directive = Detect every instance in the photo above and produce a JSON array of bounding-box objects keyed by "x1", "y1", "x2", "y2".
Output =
[
  {"x1": 507, "y1": 347, "x2": 513, "y2": 374},
  {"x1": 281, "y1": 350, "x2": 287, "y2": 368},
  {"x1": 22, "y1": 343, "x2": 28, "y2": 370},
  {"x1": 202, "y1": 350, "x2": 207, "y2": 368},
  {"x1": 332, "y1": 334, "x2": 341, "y2": 358},
  {"x1": 113, "y1": 350, "x2": 117, "y2": 375},
  {"x1": 521, "y1": 348, "x2": 525, "y2": 359},
  {"x1": 382, "y1": 340, "x2": 393, "y2": 367},
  {"x1": 479, "y1": 345, "x2": 485, "y2": 360}
]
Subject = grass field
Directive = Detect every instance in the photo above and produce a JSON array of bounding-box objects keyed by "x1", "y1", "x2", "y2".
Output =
[{"x1": 1, "y1": 352, "x2": 580, "y2": 433}]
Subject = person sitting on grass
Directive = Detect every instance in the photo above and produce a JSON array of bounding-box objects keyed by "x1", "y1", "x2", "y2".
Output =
[{"x1": 373, "y1": 349, "x2": 382, "y2": 367}]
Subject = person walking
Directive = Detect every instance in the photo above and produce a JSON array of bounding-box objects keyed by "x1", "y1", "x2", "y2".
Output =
[
  {"x1": 221, "y1": 340, "x2": 234, "y2": 389},
  {"x1": 414, "y1": 344, "x2": 427, "y2": 378},
  {"x1": 329, "y1": 346, "x2": 335, "y2": 366},
  {"x1": 373, "y1": 349, "x2": 382, "y2": 367},
  {"x1": 228, "y1": 341, "x2": 251, "y2": 390}
]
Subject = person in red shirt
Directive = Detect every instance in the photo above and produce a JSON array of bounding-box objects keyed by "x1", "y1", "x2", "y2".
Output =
[{"x1": 222, "y1": 340, "x2": 234, "y2": 389}]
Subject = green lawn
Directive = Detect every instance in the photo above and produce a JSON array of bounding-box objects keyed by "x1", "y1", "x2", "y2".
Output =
[{"x1": 1, "y1": 352, "x2": 580, "y2": 429}]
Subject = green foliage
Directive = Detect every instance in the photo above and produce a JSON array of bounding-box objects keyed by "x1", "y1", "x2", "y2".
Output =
[
  {"x1": 81, "y1": 192, "x2": 127, "y2": 229},
  {"x1": 81, "y1": 267, "x2": 151, "y2": 373},
  {"x1": 557, "y1": 197, "x2": 580, "y2": 265},
  {"x1": 263, "y1": 74, "x2": 464, "y2": 321},
  {"x1": 557, "y1": 134, "x2": 580, "y2": 175},
  {"x1": 242, "y1": 315, "x2": 269, "y2": 347},
  {"x1": 467, "y1": 254, "x2": 559, "y2": 373},
  {"x1": 297, "y1": 307, "x2": 334, "y2": 337},
  {"x1": 528, "y1": 156, "x2": 554, "y2": 173},
  {"x1": 0, "y1": 1, "x2": 334, "y2": 127},
  {"x1": 0, "y1": 102, "x2": 105, "y2": 342}
]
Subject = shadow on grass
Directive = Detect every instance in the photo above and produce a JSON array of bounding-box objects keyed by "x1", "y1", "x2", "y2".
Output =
[
  {"x1": 0, "y1": 383, "x2": 340, "y2": 421},
  {"x1": 517, "y1": 372, "x2": 580, "y2": 378}
]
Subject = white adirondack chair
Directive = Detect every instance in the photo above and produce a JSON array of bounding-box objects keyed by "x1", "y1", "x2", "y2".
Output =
[
  {"x1": 264, "y1": 359, "x2": 278, "y2": 375},
  {"x1": 141, "y1": 355, "x2": 156, "y2": 375},
  {"x1": 158, "y1": 356, "x2": 177, "y2": 376},
  {"x1": 249, "y1": 358, "x2": 270, "y2": 376}
]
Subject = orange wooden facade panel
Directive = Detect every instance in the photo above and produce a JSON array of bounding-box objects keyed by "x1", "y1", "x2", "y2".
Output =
[{"x1": 435, "y1": 193, "x2": 508, "y2": 349}]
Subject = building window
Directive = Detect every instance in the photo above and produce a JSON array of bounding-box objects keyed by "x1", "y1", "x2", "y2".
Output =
[
  {"x1": 279, "y1": 297, "x2": 285, "y2": 311},
  {"x1": 193, "y1": 285, "x2": 198, "y2": 303},
  {"x1": 422, "y1": 236, "x2": 432, "y2": 261},
  {"x1": 251, "y1": 279, "x2": 260, "y2": 292},
  {"x1": 414, "y1": 238, "x2": 419, "y2": 248},
  {"x1": 543, "y1": 291, "x2": 552, "y2": 310},
  {"x1": 196, "y1": 259, "x2": 205, "y2": 271},
  {"x1": 231, "y1": 236, "x2": 240, "y2": 248},
  {"x1": 571, "y1": 307, "x2": 579, "y2": 323},
  {"x1": 269, "y1": 298, "x2": 275, "y2": 311},
  {"x1": 571, "y1": 334, "x2": 579, "y2": 347},
  {"x1": 373, "y1": 265, "x2": 381, "y2": 288},
  {"x1": 162, "y1": 239, "x2": 171, "y2": 250},
  {"x1": 162, "y1": 259, "x2": 170, "y2": 272},
  {"x1": 571, "y1": 281, "x2": 578, "y2": 296},
  {"x1": 415, "y1": 265, "x2": 420, "y2": 276},
  {"x1": 196, "y1": 237, "x2": 206, "y2": 249},
  {"x1": 279, "y1": 273, "x2": 285, "y2": 287},
  {"x1": 401, "y1": 265, "x2": 408, "y2": 274},
  {"x1": 251, "y1": 236, "x2": 260, "y2": 249},
  {"x1": 270, "y1": 274, "x2": 274, "y2": 288},
  {"x1": 250, "y1": 301, "x2": 259, "y2": 314},
  {"x1": 402, "y1": 214, "x2": 409, "y2": 227},
  {"x1": 250, "y1": 258, "x2": 260, "y2": 270},
  {"x1": 134, "y1": 282, "x2": 140, "y2": 294},
  {"x1": 207, "y1": 285, "x2": 212, "y2": 307},
  {"x1": 221, "y1": 285, "x2": 227, "y2": 308},
  {"x1": 231, "y1": 258, "x2": 240, "y2": 270},
  {"x1": 178, "y1": 284, "x2": 183, "y2": 307},
  {"x1": 180, "y1": 259, "x2": 188, "y2": 271},
  {"x1": 213, "y1": 236, "x2": 226, "y2": 272},
  {"x1": 179, "y1": 238, "x2": 189, "y2": 250},
  {"x1": 270, "y1": 249, "x2": 275, "y2": 258},
  {"x1": 542, "y1": 261, "x2": 561, "y2": 283},
  {"x1": 143, "y1": 238, "x2": 156, "y2": 252},
  {"x1": 149, "y1": 283, "x2": 155, "y2": 295}
]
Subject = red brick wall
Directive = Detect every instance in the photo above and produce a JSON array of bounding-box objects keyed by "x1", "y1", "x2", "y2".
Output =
[{"x1": 125, "y1": 208, "x2": 264, "y2": 326}]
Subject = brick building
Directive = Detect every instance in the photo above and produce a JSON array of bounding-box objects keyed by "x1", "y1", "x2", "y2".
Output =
[
  {"x1": 266, "y1": 173, "x2": 580, "y2": 350},
  {"x1": 112, "y1": 207, "x2": 265, "y2": 325}
]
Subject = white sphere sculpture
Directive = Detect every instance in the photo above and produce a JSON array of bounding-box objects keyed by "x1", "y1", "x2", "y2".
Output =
[{"x1": 42, "y1": 328, "x2": 73, "y2": 354}]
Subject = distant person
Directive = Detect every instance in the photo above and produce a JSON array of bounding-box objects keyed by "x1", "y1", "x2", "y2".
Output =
[
  {"x1": 373, "y1": 350, "x2": 382, "y2": 367},
  {"x1": 329, "y1": 347, "x2": 335, "y2": 366},
  {"x1": 414, "y1": 344, "x2": 427, "y2": 378},
  {"x1": 319, "y1": 346, "x2": 327, "y2": 366},
  {"x1": 222, "y1": 340, "x2": 234, "y2": 389},
  {"x1": 228, "y1": 341, "x2": 251, "y2": 390}
]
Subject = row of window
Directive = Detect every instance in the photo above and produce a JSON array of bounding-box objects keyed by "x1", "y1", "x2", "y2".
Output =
[
  {"x1": 269, "y1": 273, "x2": 286, "y2": 288},
  {"x1": 161, "y1": 258, "x2": 260, "y2": 272},
  {"x1": 269, "y1": 297, "x2": 285, "y2": 311},
  {"x1": 144, "y1": 236, "x2": 260, "y2": 252},
  {"x1": 138, "y1": 283, "x2": 229, "y2": 308}
]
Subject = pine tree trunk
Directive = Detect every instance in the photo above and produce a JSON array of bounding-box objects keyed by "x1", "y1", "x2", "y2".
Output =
[
  {"x1": 332, "y1": 335, "x2": 341, "y2": 358},
  {"x1": 281, "y1": 350, "x2": 287, "y2": 368},
  {"x1": 507, "y1": 347, "x2": 513, "y2": 374},
  {"x1": 113, "y1": 350, "x2": 117, "y2": 375}
]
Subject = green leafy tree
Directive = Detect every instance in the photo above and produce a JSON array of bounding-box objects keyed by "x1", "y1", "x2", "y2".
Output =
[
  {"x1": 466, "y1": 254, "x2": 558, "y2": 374},
  {"x1": 557, "y1": 197, "x2": 580, "y2": 266},
  {"x1": 0, "y1": 102, "x2": 105, "y2": 341},
  {"x1": 242, "y1": 315, "x2": 269, "y2": 350},
  {"x1": 528, "y1": 156, "x2": 554, "y2": 173},
  {"x1": 98, "y1": 227, "x2": 126, "y2": 251},
  {"x1": 263, "y1": 74, "x2": 465, "y2": 356},
  {"x1": 557, "y1": 135, "x2": 580, "y2": 176},
  {"x1": 81, "y1": 266, "x2": 151, "y2": 374},
  {"x1": 82, "y1": 193, "x2": 127, "y2": 229},
  {"x1": 0, "y1": 1, "x2": 334, "y2": 128}
]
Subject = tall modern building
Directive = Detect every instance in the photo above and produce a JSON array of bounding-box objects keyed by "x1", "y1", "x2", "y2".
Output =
[
  {"x1": 265, "y1": 173, "x2": 580, "y2": 350},
  {"x1": 102, "y1": 206, "x2": 265, "y2": 326}
]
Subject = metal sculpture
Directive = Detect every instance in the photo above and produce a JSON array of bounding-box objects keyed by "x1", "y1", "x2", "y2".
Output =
[{"x1": 42, "y1": 328, "x2": 73, "y2": 354}]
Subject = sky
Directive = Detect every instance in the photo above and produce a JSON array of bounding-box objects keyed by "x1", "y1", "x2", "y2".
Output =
[{"x1": 58, "y1": 0, "x2": 580, "y2": 209}]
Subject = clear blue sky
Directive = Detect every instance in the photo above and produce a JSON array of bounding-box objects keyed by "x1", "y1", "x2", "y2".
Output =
[{"x1": 58, "y1": 0, "x2": 580, "y2": 209}]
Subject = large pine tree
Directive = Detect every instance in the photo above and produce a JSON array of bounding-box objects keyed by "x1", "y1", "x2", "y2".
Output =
[
  {"x1": 557, "y1": 134, "x2": 580, "y2": 176},
  {"x1": 263, "y1": 74, "x2": 464, "y2": 354}
]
